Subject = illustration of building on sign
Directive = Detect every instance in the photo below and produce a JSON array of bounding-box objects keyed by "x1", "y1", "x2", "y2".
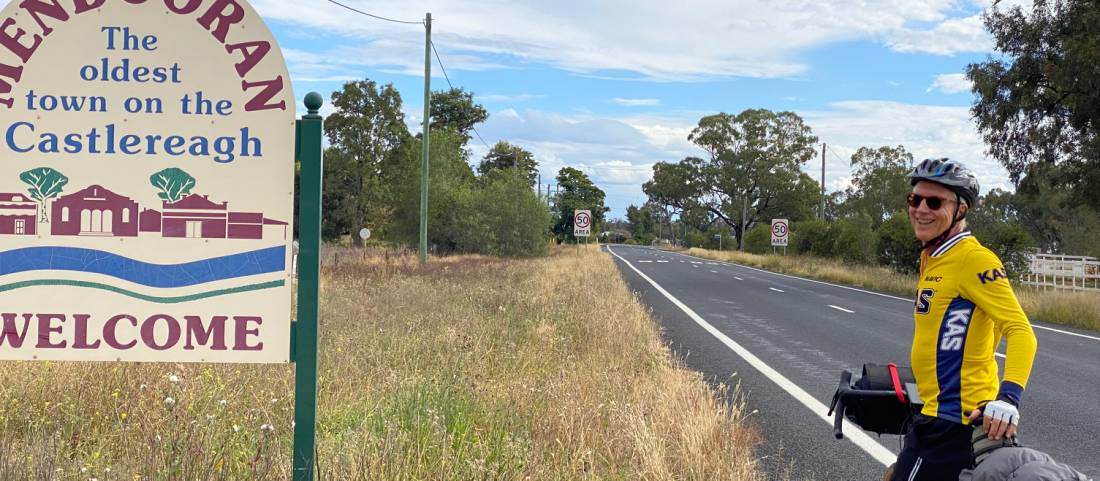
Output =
[
  {"x1": 151, "y1": 193, "x2": 287, "y2": 240},
  {"x1": 51, "y1": 185, "x2": 139, "y2": 237},
  {"x1": 0, "y1": 193, "x2": 37, "y2": 235},
  {"x1": 9, "y1": 184, "x2": 290, "y2": 240}
]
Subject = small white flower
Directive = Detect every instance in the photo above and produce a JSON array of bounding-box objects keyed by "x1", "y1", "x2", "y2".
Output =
[
  {"x1": 168, "y1": 374, "x2": 181, "y2": 384},
  {"x1": 260, "y1": 423, "x2": 274, "y2": 432},
  {"x1": 104, "y1": 468, "x2": 111, "y2": 473},
  {"x1": 270, "y1": 398, "x2": 278, "y2": 404},
  {"x1": 218, "y1": 399, "x2": 227, "y2": 406},
  {"x1": 81, "y1": 467, "x2": 88, "y2": 473},
  {"x1": 139, "y1": 384, "x2": 148, "y2": 390},
  {"x1": 232, "y1": 424, "x2": 240, "y2": 433},
  {"x1": 164, "y1": 397, "x2": 176, "y2": 406},
  {"x1": 206, "y1": 414, "x2": 216, "y2": 421}
]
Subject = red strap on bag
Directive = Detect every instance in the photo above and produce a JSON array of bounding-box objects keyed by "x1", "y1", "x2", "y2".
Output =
[{"x1": 888, "y1": 363, "x2": 907, "y2": 404}]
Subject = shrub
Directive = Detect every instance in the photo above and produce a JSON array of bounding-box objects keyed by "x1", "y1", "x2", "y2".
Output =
[
  {"x1": 465, "y1": 171, "x2": 552, "y2": 257},
  {"x1": 877, "y1": 212, "x2": 921, "y2": 273},
  {"x1": 832, "y1": 216, "x2": 876, "y2": 264},
  {"x1": 743, "y1": 225, "x2": 772, "y2": 254},
  {"x1": 972, "y1": 220, "x2": 1035, "y2": 280},
  {"x1": 792, "y1": 219, "x2": 837, "y2": 258}
]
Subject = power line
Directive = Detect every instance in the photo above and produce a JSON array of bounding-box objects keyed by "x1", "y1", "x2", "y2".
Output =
[
  {"x1": 325, "y1": 0, "x2": 423, "y2": 25},
  {"x1": 430, "y1": 40, "x2": 493, "y2": 150},
  {"x1": 825, "y1": 143, "x2": 848, "y2": 165},
  {"x1": 430, "y1": 41, "x2": 455, "y2": 89}
]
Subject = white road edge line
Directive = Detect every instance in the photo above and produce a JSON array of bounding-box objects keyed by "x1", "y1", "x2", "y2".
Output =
[
  {"x1": 829, "y1": 305, "x2": 855, "y2": 314},
  {"x1": 1030, "y1": 325, "x2": 1100, "y2": 342},
  {"x1": 661, "y1": 248, "x2": 1100, "y2": 343},
  {"x1": 770, "y1": 287, "x2": 785, "y2": 293},
  {"x1": 607, "y1": 246, "x2": 895, "y2": 466}
]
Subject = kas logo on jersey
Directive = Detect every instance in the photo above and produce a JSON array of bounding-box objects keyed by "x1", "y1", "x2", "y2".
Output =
[
  {"x1": 915, "y1": 289, "x2": 935, "y2": 314},
  {"x1": 940, "y1": 307, "x2": 974, "y2": 352}
]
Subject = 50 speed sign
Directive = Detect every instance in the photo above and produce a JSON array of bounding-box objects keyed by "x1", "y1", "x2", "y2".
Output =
[
  {"x1": 574, "y1": 210, "x2": 592, "y2": 237},
  {"x1": 771, "y1": 219, "x2": 789, "y2": 247}
]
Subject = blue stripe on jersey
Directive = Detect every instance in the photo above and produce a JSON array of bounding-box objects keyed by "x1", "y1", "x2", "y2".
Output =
[
  {"x1": 999, "y1": 381, "x2": 1024, "y2": 406},
  {"x1": 936, "y1": 296, "x2": 975, "y2": 421}
]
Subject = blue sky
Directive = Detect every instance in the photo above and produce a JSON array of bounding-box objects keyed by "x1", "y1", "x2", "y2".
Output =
[{"x1": 252, "y1": 0, "x2": 1029, "y2": 218}]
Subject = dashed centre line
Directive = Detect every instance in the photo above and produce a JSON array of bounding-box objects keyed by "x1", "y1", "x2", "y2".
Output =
[
  {"x1": 828, "y1": 305, "x2": 855, "y2": 314},
  {"x1": 734, "y1": 276, "x2": 743, "y2": 281},
  {"x1": 769, "y1": 287, "x2": 785, "y2": 293}
]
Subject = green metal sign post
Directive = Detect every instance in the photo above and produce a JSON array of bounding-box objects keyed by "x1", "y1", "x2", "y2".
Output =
[{"x1": 292, "y1": 92, "x2": 324, "y2": 481}]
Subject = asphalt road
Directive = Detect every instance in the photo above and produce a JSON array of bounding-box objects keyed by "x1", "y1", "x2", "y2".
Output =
[{"x1": 606, "y1": 244, "x2": 1100, "y2": 481}]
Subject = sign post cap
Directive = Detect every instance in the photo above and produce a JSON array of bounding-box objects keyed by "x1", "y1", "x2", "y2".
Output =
[{"x1": 304, "y1": 92, "x2": 324, "y2": 115}]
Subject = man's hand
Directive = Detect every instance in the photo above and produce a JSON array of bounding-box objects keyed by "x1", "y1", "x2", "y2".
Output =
[{"x1": 968, "y1": 400, "x2": 1019, "y2": 440}]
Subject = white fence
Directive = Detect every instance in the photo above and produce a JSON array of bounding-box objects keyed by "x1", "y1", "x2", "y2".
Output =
[{"x1": 1022, "y1": 254, "x2": 1100, "y2": 292}]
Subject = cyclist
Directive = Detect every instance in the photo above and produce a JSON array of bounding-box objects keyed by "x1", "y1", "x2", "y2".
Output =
[{"x1": 890, "y1": 159, "x2": 1038, "y2": 481}]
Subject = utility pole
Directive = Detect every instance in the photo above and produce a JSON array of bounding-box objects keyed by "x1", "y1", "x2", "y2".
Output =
[
  {"x1": 419, "y1": 12, "x2": 432, "y2": 264},
  {"x1": 820, "y1": 143, "x2": 826, "y2": 220}
]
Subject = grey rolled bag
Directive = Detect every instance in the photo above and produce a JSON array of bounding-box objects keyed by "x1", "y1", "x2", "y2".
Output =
[{"x1": 959, "y1": 425, "x2": 1093, "y2": 481}]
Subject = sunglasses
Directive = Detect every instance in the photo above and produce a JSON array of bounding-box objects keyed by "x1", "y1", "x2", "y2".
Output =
[{"x1": 906, "y1": 193, "x2": 955, "y2": 210}]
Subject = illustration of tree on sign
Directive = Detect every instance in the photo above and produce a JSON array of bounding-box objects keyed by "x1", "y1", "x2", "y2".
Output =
[
  {"x1": 150, "y1": 168, "x2": 196, "y2": 203},
  {"x1": 19, "y1": 167, "x2": 68, "y2": 223}
]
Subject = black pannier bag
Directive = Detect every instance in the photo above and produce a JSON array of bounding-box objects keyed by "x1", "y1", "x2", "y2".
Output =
[{"x1": 828, "y1": 363, "x2": 923, "y2": 438}]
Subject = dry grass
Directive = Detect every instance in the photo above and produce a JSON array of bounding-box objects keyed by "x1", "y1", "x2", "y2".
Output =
[
  {"x1": 681, "y1": 248, "x2": 917, "y2": 296},
  {"x1": 680, "y1": 247, "x2": 1100, "y2": 332},
  {"x1": 1016, "y1": 290, "x2": 1100, "y2": 331},
  {"x1": 0, "y1": 246, "x2": 764, "y2": 480}
]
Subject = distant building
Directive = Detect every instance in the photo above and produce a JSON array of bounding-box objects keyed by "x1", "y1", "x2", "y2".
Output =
[
  {"x1": 0, "y1": 193, "x2": 37, "y2": 235},
  {"x1": 51, "y1": 185, "x2": 139, "y2": 237}
]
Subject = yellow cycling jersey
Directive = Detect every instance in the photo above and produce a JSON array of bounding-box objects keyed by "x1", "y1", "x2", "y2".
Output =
[{"x1": 911, "y1": 231, "x2": 1037, "y2": 424}]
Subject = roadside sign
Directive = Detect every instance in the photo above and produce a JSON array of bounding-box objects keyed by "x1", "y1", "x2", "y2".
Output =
[
  {"x1": 574, "y1": 210, "x2": 592, "y2": 237},
  {"x1": 771, "y1": 219, "x2": 790, "y2": 247},
  {"x1": 0, "y1": 1, "x2": 296, "y2": 363},
  {"x1": 359, "y1": 228, "x2": 371, "y2": 240}
]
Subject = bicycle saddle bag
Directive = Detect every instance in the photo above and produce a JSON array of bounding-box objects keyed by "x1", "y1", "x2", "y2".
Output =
[{"x1": 829, "y1": 363, "x2": 922, "y2": 438}]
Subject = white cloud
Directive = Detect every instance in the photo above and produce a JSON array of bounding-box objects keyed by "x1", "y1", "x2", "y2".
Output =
[
  {"x1": 802, "y1": 100, "x2": 1010, "y2": 194},
  {"x1": 254, "y1": 0, "x2": 999, "y2": 82},
  {"x1": 612, "y1": 98, "x2": 661, "y2": 107},
  {"x1": 469, "y1": 100, "x2": 1012, "y2": 216},
  {"x1": 480, "y1": 110, "x2": 650, "y2": 146},
  {"x1": 887, "y1": 14, "x2": 992, "y2": 55},
  {"x1": 478, "y1": 93, "x2": 544, "y2": 103},
  {"x1": 927, "y1": 73, "x2": 972, "y2": 94}
]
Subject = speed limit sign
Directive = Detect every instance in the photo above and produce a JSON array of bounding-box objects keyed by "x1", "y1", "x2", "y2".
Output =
[
  {"x1": 771, "y1": 219, "x2": 789, "y2": 247},
  {"x1": 574, "y1": 210, "x2": 592, "y2": 237}
]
